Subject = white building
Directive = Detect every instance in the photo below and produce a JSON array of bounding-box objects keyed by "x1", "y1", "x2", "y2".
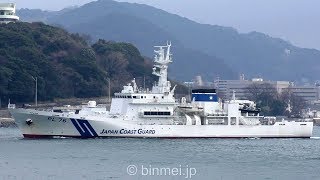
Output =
[
  {"x1": 214, "y1": 78, "x2": 320, "y2": 102},
  {"x1": 214, "y1": 79, "x2": 252, "y2": 99},
  {"x1": 0, "y1": 3, "x2": 19, "y2": 24},
  {"x1": 285, "y1": 86, "x2": 320, "y2": 102}
]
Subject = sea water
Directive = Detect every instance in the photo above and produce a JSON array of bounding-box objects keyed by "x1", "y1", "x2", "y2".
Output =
[{"x1": 0, "y1": 127, "x2": 320, "y2": 180}]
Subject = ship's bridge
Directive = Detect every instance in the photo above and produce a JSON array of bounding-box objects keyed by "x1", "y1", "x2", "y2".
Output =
[
  {"x1": 0, "y1": 3, "x2": 19, "y2": 24},
  {"x1": 114, "y1": 79, "x2": 175, "y2": 103},
  {"x1": 110, "y1": 90, "x2": 176, "y2": 120},
  {"x1": 114, "y1": 92, "x2": 175, "y2": 103}
]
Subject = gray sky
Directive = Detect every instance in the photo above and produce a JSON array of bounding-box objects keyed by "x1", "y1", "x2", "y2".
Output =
[{"x1": 4, "y1": 0, "x2": 320, "y2": 50}]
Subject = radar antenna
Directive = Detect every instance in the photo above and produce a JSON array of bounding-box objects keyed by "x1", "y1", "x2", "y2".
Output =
[{"x1": 152, "y1": 42, "x2": 173, "y2": 93}]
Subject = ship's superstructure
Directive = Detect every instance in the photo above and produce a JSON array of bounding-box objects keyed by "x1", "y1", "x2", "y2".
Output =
[
  {"x1": 109, "y1": 43, "x2": 177, "y2": 125},
  {"x1": 9, "y1": 43, "x2": 313, "y2": 138},
  {"x1": 0, "y1": 3, "x2": 19, "y2": 24}
]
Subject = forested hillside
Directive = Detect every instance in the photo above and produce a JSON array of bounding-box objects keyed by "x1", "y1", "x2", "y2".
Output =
[{"x1": 0, "y1": 22, "x2": 162, "y2": 104}]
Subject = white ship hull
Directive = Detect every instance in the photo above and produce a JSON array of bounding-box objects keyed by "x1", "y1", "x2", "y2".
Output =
[{"x1": 10, "y1": 109, "x2": 313, "y2": 138}]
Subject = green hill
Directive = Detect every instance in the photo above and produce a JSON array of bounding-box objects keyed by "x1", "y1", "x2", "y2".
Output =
[{"x1": 0, "y1": 22, "x2": 159, "y2": 104}]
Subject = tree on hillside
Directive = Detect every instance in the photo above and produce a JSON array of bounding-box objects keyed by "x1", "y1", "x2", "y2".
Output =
[
  {"x1": 246, "y1": 83, "x2": 286, "y2": 116},
  {"x1": 246, "y1": 83, "x2": 278, "y2": 105},
  {"x1": 92, "y1": 40, "x2": 157, "y2": 91},
  {"x1": 246, "y1": 83, "x2": 307, "y2": 116}
]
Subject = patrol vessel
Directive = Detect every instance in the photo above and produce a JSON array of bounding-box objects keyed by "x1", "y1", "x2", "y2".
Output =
[{"x1": 9, "y1": 43, "x2": 313, "y2": 138}]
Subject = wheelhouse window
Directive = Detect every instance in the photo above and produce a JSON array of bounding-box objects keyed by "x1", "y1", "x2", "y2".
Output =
[{"x1": 144, "y1": 111, "x2": 171, "y2": 116}]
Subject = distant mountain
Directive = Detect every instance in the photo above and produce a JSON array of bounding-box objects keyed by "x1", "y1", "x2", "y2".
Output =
[
  {"x1": 0, "y1": 22, "x2": 160, "y2": 104},
  {"x1": 17, "y1": 7, "x2": 76, "y2": 23},
  {"x1": 18, "y1": 0, "x2": 320, "y2": 82},
  {"x1": 17, "y1": 1, "x2": 236, "y2": 81}
]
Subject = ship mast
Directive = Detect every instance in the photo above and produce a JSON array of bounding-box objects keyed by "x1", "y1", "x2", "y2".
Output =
[{"x1": 152, "y1": 42, "x2": 173, "y2": 94}]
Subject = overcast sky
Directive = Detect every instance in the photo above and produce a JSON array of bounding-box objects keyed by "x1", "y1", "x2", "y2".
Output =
[{"x1": 4, "y1": 0, "x2": 320, "y2": 50}]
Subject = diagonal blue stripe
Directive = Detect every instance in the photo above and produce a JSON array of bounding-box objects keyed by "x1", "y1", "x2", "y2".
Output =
[
  {"x1": 81, "y1": 120, "x2": 99, "y2": 137},
  {"x1": 77, "y1": 119, "x2": 96, "y2": 137},
  {"x1": 70, "y1": 118, "x2": 86, "y2": 137},
  {"x1": 71, "y1": 118, "x2": 98, "y2": 138}
]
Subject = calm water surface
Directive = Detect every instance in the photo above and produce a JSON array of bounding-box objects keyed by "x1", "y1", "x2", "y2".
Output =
[{"x1": 0, "y1": 127, "x2": 320, "y2": 180}]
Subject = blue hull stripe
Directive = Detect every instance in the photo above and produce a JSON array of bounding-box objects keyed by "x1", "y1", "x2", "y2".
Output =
[
  {"x1": 78, "y1": 119, "x2": 99, "y2": 137},
  {"x1": 70, "y1": 119, "x2": 98, "y2": 138}
]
